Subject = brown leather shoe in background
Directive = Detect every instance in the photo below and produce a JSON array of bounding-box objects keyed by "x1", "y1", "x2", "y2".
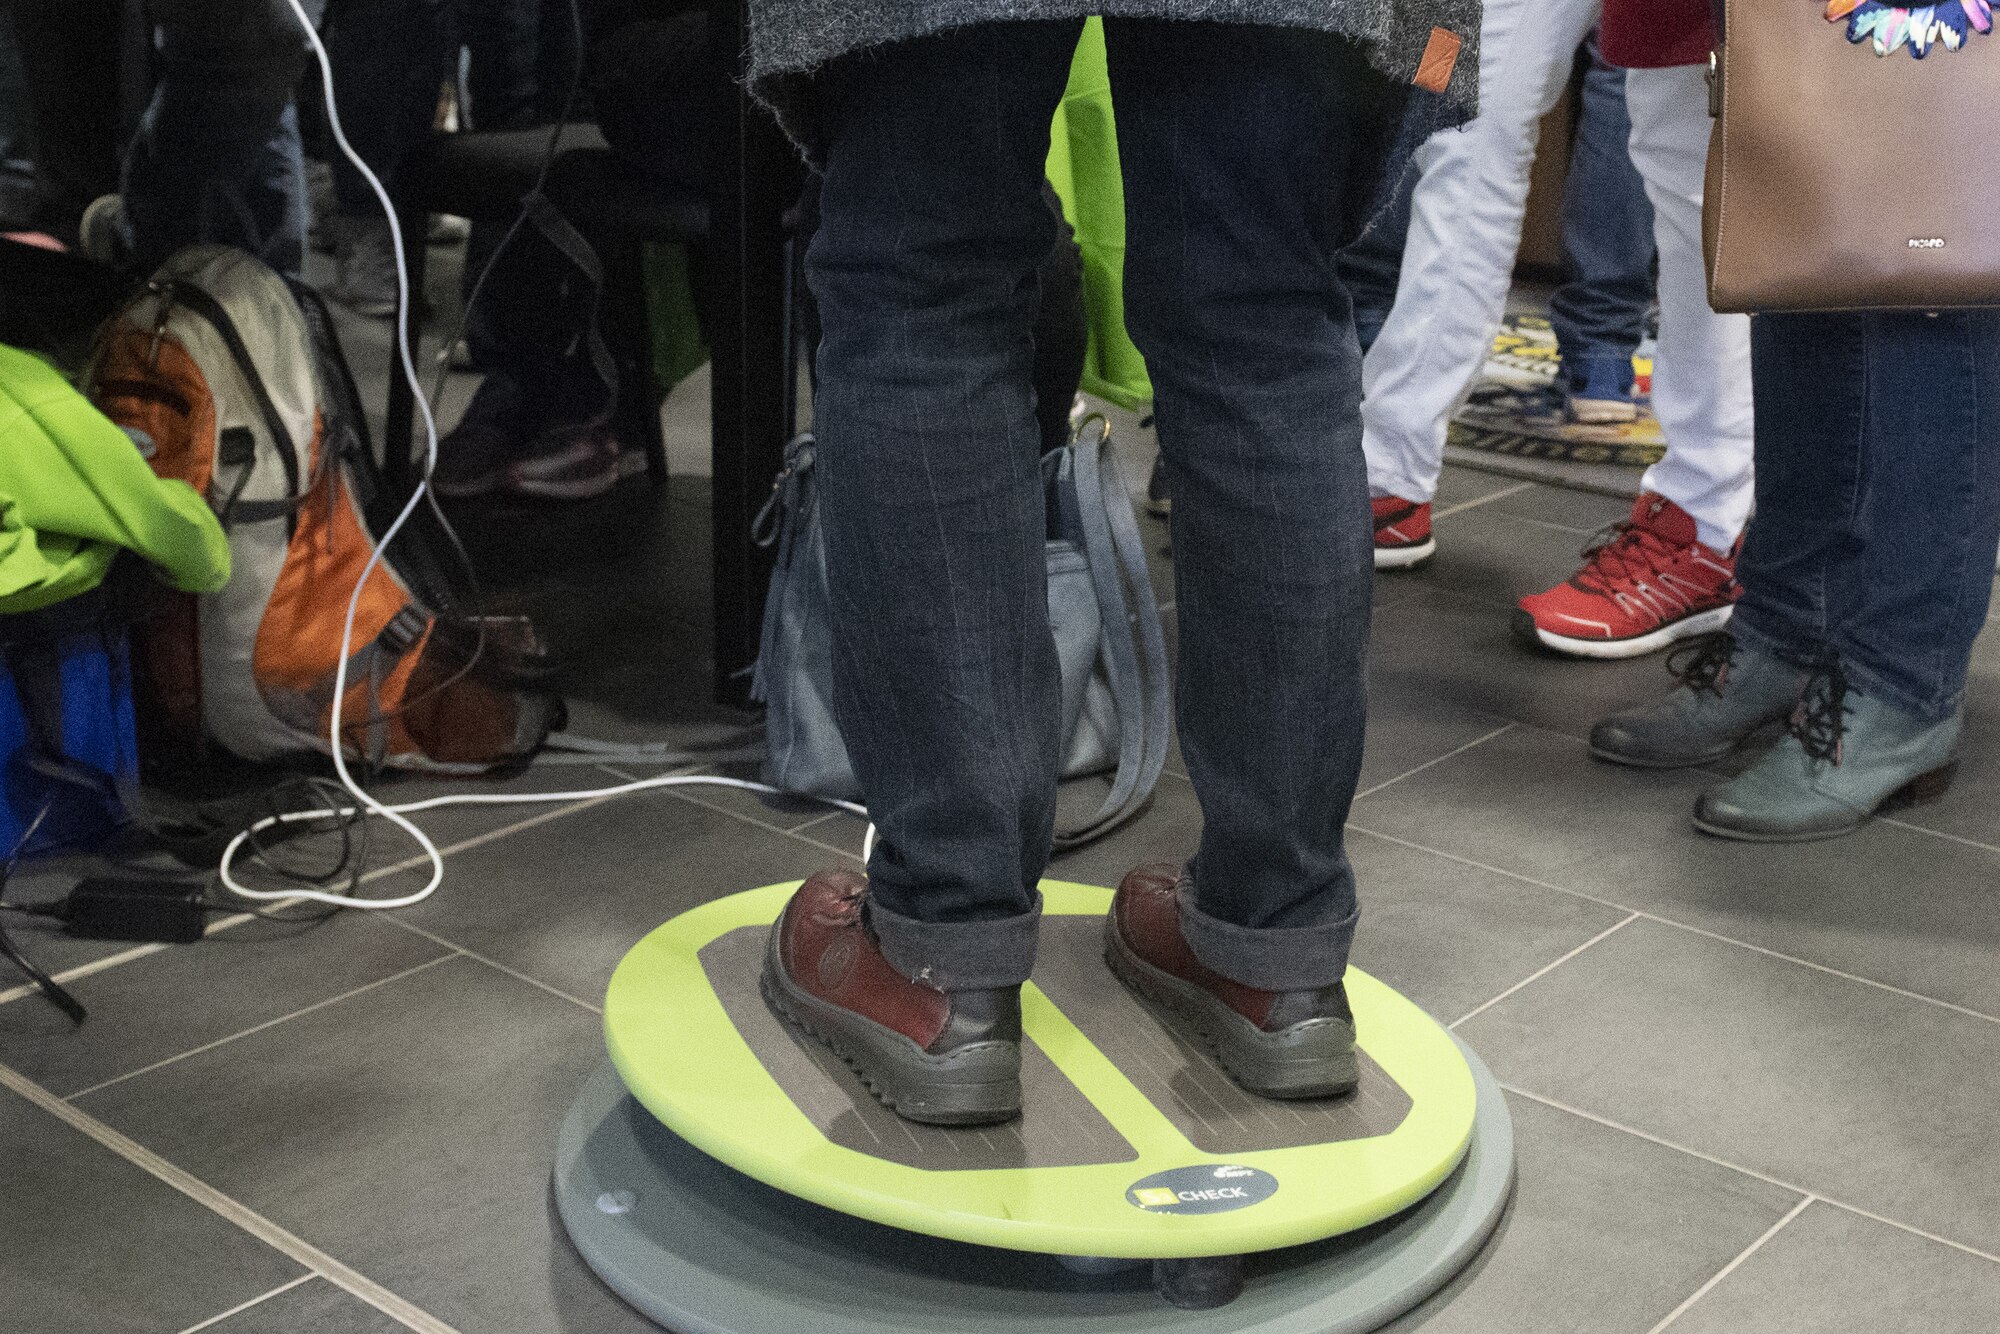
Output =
[
  {"x1": 761, "y1": 869, "x2": 1023, "y2": 1126},
  {"x1": 1107, "y1": 863, "x2": 1358, "y2": 1099}
]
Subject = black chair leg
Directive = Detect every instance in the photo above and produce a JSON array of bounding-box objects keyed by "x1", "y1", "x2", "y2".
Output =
[{"x1": 603, "y1": 235, "x2": 670, "y2": 486}]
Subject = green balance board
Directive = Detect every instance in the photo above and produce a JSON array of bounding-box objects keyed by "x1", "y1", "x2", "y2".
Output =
[{"x1": 603, "y1": 882, "x2": 1479, "y2": 1260}]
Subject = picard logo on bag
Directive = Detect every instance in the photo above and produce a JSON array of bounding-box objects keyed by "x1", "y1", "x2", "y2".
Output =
[{"x1": 1909, "y1": 237, "x2": 1948, "y2": 250}]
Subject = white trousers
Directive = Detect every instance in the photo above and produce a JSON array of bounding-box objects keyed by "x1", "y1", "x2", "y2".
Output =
[
  {"x1": 1361, "y1": 0, "x2": 1602, "y2": 510},
  {"x1": 1621, "y1": 64, "x2": 1755, "y2": 551},
  {"x1": 1361, "y1": 9, "x2": 1757, "y2": 552}
]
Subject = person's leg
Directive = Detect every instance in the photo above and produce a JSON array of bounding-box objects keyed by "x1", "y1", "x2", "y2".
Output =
[
  {"x1": 321, "y1": 0, "x2": 452, "y2": 314},
  {"x1": 1547, "y1": 37, "x2": 1655, "y2": 420},
  {"x1": 1337, "y1": 164, "x2": 1415, "y2": 357},
  {"x1": 1623, "y1": 64, "x2": 1753, "y2": 554},
  {"x1": 1031, "y1": 182, "x2": 1088, "y2": 454},
  {"x1": 1359, "y1": 0, "x2": 1601, "y2": 509},
  {"x1": 1836, "y1": 310, "x2": 2000, "y2": 721},
  {"x1": 8, "y1": 0, "x2": 124, "y2": 240},
  {"x1": 1690, "y1": 310, "x2": 1998, "y2": 840},
  {"x1": 1729, "y1": 311, "x2": 1867, "y2": 671},
  {"x1": 1514, "y1": 61, "x2": 1752, "y2": 659},
  {"x1": 757, "y1": 20, "x2": 1083, "y2": 1128},
  {"x1": 459, "y1": 0, "x2": 542, "y2": 132},
  {"x1": 122, "y1": 0, "x2": 327, "y2": 279},
  {"x1": 1105, "y1": 18, "x2": 1401, "y2": 993},
  {"x1": 807, "y1": 20, "x2": 1083, "y2": 987}
]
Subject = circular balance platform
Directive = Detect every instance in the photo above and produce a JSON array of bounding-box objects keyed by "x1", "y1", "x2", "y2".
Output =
[{"x1": 555, "y1": 881, "x2": 1516, "y2": 1332}]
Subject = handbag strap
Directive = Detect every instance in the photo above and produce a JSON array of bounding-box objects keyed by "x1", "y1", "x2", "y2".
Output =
[{"x1": 1052, "y1": 416, "x2": 1172, "y2": 850}]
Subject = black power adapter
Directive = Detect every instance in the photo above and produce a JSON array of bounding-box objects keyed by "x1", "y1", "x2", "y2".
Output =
[{"x1": 59, "y1": 878, "x2": 209, "y2": 944}]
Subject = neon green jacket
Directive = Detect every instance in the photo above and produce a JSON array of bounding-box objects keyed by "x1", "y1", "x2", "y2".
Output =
[
  {"x1": 1046, "y1": 21, "x2": 1154, "y2": 412},
  {"x1": 0, "y1": 343, "x2": 230, "y2": 614}
]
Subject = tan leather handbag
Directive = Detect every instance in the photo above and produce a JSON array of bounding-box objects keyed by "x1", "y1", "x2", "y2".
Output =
[{"x1": 1704, "y1": 1, "x2": 2000, "y2": 312}]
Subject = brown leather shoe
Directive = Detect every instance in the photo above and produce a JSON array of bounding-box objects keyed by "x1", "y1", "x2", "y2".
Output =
[
  {"x1": 760, "y1": 869, "x2": 1022, "y2": 1126},
  {"x1": 1106, "y1": 864, "x2": 1358, "y2": 1099}
]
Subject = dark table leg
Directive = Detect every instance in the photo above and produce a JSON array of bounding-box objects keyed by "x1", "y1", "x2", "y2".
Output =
[{"x1": 706, "y1": 0, "x2": 795, "y2": 707}]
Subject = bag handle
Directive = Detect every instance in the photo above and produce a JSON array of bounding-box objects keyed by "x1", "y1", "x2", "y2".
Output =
[{"x1": 1052, "y1": 416, "x2": 1171, "y2": 850}]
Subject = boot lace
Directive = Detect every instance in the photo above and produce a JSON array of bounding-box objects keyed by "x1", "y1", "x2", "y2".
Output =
[
  {"x1": 1666, "y1": 632, "x2": 1736, "y2": 697},
  {"x1": 1788, "y1": 653, "x2": 1850, "y2": 765}
]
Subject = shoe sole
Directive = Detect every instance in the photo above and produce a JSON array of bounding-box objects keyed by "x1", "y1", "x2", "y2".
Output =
[
  {"x1": 1102, "y1": 918, "x2": 1358, "y2": 1100},
  {"x1": 431, "y1": 473, "x2": 504, "y2": 500},
  {"x1": 1692, "y1": 760, "x2": 1959, "y2": 843},
  {"x1": 758, "y1": 925, "x2": 1022, "y2": 1127},
  {"x1": 1568, "y1": 400, "x2": 1641, "y2": 425},
  {"x1": 505, "y1": 470, "x2": 623, "y2": 501},
  {"x1": 1374, "y1": 538, "x2": 1437, "y2": 571},
  {"x1": 1589, "y1": 740, "x2": 1742, "y2": 770},
  {"x1": 1516, "y1": 603, "x2": 1734, "y2": 661}
]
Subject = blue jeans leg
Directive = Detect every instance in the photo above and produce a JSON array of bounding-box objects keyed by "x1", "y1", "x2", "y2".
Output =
[
  {"x1": 808, "y1": 21, "x2": 1394, "y2": 992},
  {"x1": 122, "y1": 0, "x2": 326, "y2": 279},
  {"x1": 807, "y1": 21, "x2": 1082, "y2": 991},
  {"x1": 1107, "y1": 18, "x2": 1394, "y2": 989},
  {"x1": 1734, "y1": 310, "x2": 2000, "y2": 722},
  {"x1": 1547, "y1": 44, "x2": 1654, "y2": 377},
  {"x1": 1339, "y1": 163, "x2": 1415, "y2": 357}
]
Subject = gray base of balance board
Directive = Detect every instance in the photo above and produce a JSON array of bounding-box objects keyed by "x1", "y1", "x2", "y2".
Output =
[{"x1": 552, "y1": 1035, "x2": 1516, "y2": 1334}]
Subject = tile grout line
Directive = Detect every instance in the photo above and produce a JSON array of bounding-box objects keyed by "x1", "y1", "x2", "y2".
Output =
[
  {"x1": 0, "y1": 1059, "x2": 461, "y2": 1334},
  {"x1": 1347, "y1": 822, "x2": 2000, "y2": 1030},
  {"x1": 1501, "y1": 1083, "x2": 2000, "y2": 1269},
  {"x1": 1429, "y1": 480, "x2": 1538, "y2": 522},
  {"x1": 171, "y1": 1275, "x2": 316, "y2": 1334},
  {"x1": 0, "y1": 786, "x2": 625, "y2": 1010},
  {"x1": 63, "y1": 954, "x2": 462, "y2": 1104},
  {"x1": 1355, "y1": 724, "x2": 1516, "y2": 801},
  {"x1": 1644, "y1": 1195, "x2": 1817, "y2": 1334},
  {"x1": 1878, "y1": 815, "x2": 2000, "y2": 858},
  {"x1": 378, "y1": 917, "x2": 604, "y2": 1014},
  {"x1": 668, "y1": 787, "x2": 866, "y2": 865},
  {"x1": 1448, "y1": 912, "x2": 1640, "y2": 1030},
  {"x1": 1491, "y1": 513, "x2": 1600, "y2": 537}
]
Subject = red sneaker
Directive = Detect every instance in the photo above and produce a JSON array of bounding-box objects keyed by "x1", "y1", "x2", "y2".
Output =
[
  {"x1": 1373, "y1": 495, "x2": 1435, "y2": 570},
  {"x1": 1515, "y1": 493, "x2": 1738, "y2": 659}
]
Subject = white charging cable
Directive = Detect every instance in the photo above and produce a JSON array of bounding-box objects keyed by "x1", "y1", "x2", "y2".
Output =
[{"x1": 215, "y1": 1, "x2": 869, "y2": 910}]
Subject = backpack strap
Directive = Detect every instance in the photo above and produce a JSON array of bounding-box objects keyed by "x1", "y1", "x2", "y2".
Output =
[
  {"x1": 520, "y1": 193, "x2": 620, "y2": 427},
  {"x1": 1052, "y1": 416, "x2": 1171, "y2": 850},
  {"x1": 161, "y1": 280, "x2": 305, "y2": 508}
]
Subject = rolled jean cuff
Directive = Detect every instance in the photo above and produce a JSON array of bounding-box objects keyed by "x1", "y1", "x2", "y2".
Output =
[
  {"x1": 867, "y1": 890, "x2": 1043, "y2": 991},
  {"x1": 1727, "y1": 610, "x2": 1821, "y2": 673},
  {"x1": 1178, "y1": 881, "x2": 1357, "y2": 991}
]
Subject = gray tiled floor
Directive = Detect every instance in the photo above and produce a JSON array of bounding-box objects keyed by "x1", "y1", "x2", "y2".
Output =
[{"x1": 7, "y1": 273, "x2": 1999, "y2": 1329}]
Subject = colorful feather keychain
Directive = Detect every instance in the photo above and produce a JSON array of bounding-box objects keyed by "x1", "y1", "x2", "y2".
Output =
[{"x1": 1830, "y1": 0, "x2": 1993, "y2": 55}]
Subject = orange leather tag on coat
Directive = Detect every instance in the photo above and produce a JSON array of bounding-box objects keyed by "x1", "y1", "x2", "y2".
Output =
[{"x1": 1413, "y1": 27, "x2": 1462, "y2": 94}]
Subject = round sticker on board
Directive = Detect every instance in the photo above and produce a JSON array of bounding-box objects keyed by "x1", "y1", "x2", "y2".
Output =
[{"x1": 1126, "y1": 1165, "x2": 1279, "y2": 1216}]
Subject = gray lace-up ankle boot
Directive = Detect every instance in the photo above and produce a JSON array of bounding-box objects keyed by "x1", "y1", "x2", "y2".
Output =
[
  {"x1": 1590, "y1": 633, "x2": 1810, "y2": 769},
  {"x1": 1693, "y1": 662, "x2": 1961, "y2": 842}
]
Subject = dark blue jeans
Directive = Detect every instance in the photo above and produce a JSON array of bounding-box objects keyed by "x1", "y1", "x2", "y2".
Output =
[
  {"x1": 809, "y1": 20, "x2": 1402, "y2": 992},
  {"x1": 1546, "y1": 40, "x2": 1654, "y2": 377},
  {"x1": 122, "y1": 0, "x2": 326, "y2": 279},
  {"x1": 1340, "y1": 165, "x2": 1415, "y2": 357},
  {"x1": 1734, "y1": 310, "x2": 2000, "y2": 724},
  {"x1": 323, "y1": 0, "x2": 452, "y2": 215}
]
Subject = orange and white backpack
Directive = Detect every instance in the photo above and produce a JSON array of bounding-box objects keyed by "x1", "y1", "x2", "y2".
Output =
[{"x1": 88, "y1": 246, "x2": 559, "y2": 773}]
